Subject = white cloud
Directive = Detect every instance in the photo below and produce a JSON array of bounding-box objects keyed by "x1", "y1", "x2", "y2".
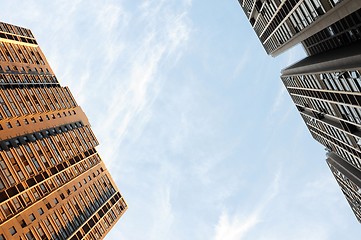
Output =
[
  {"x1": 213, "y1": 170, "x2": 281, "y2": 240},
  {"x1": 215, "y1": 211, "x2": 259, "y2": 240},
  {"x1": 93, "y1": 0, "x2": 193, "y2": 166}
]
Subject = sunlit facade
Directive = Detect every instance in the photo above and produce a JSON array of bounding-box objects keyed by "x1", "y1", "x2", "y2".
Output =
[{"x1": 0, "y1": 22, "x2": 127, "y2": 240}]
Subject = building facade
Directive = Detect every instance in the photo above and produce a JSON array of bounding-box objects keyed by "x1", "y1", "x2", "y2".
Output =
[
  {"x1": 326, "y1": 152, "x2": 361, "y2": 223},
  {"x1": 0, "y1": 22, "x2": 127, "y2": 240},
  {"x1": 237, "y1": 0, "x2": 361, "y2": 56},
  {"x1": 237, "y1": 0, "x2": 361, "y2": 223},
  {"x1": 281, "y1": 42, "x2": 361, "y2": 222},
  {"x1": 281, "y1": 42, "x2": 361, "y2": 173}
]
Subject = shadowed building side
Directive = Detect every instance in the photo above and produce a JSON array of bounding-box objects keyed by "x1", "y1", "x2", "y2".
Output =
[
  {"x1": 236, "y1": 0, "x2": 361, "y2": 225},
  {"x1": 281, "y1": 41, "x2": 361, "y2": 222},
  {"x1": 237, "y1": 0, "x2": 361, "y2": 56},
  {"x1": 327, "y1": 152, "x2": 361, "y2": 223}
]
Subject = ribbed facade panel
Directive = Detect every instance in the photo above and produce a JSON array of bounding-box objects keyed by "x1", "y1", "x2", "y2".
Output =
[
  {"x1": 0, "y1": 22, "x2": 127, "y2": 240},
  {"x1": 237, "y1": 0, "x2": 361, "y2": 56}
]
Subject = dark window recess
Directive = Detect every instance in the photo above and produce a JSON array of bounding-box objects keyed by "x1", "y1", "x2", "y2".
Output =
[
  {"x1": 42, "y1": 172, "x2": 49, "y2": 178},
  {"x1": 303, "y1": 9, "x2": 361, "y2": 55},
  {"x1": 250, "y1": 18, "x2": 255, "y2": 26},
  {"x1": 340, "y1": 120, "x2": 358, "y2": 133},
  {"x1": 76, "y1": 232, "x2": 82, "y2": 239},
  {"x1": 0, "y1": 191, "x2": 8, "y2": 202},
  {"x1": 296, "y1": 105, "x2": 305, "y2": 112},
  {"x1": 88, "y1": 219, "x2": 95, "y2": 227},
  {"x1": 35, "y1": 175, "x2": 44, "y2": 183},
  {"x1": 57, "y1": 164, "x2": 64, "y2": 171},
  {"x1": 19, "y1": 220, "x2": 26, "y2": 228},
  {"x1": 50, "y1": 167, "x2": 57, "y2": 175},
  {"x1": 17, "y1": 183, "x2": 25, "y2": 192},
  {"x1": 60, "y1": 193, "x2": 65, "y2": 200},
  {"x1": 114, "y1": 193, "x2": 121, "y2": 201},
  {"x1": 255, "y1": 0, "x2": 262, "y2": 11},
  {"x1": 0, "y1": 150, "x2": 97, "y2": 203},
  {"x1": 45, "y1": 202, "x2": 51, "y2": 209},
  {"x1": 99, "y1": 209, "x2": 104, "y2": 218},
  {"x1": 26, "y1": 178, "x2": 36, "y2": 187},
  {"x1": 6, "y1": 187, "x2": 18, "y2": 197},
  {"x1": 82, "y1": 224, "x2": 90, "y2": 234},
  {"x1": 313, "y1": 111, "x2": 324, "y2": 120},
  {"x1": 5, "y1": 34, "x2": 14, "y2": 40},
  {"x1": 0, "y1": 121, "x2": 84, "y2": 152}
]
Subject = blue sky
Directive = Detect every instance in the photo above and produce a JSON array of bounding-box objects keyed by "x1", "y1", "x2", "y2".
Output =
[{"x1": 2, "y1": 0, "x2": 361, "y2": 239}]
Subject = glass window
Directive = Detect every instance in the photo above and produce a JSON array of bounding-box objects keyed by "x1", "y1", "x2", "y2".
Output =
[
  {"x1": 38, "y1": 208, "x2": 44, "y2": 215},
  {"x1": 9, "y1": 226, "x2": 16, "y2": 235},
  {"x1": 29, "y1": 213, "x2": 36, "y2": 222}
]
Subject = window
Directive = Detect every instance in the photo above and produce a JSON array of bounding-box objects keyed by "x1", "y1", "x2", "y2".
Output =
[
  {"x1": 9, "y1": 227, "x2": 16, "y2": 235},
  {"x1": 35, "y1": 226, "x2": 46, "y2": 239},
  {"x1": 12, "y1": 198, "x2": 21, "y2": 209},
  {"x1": 0, "y1": 179, "x2": 4, "y2": 190},
  {"x1": 29, "y1": 213, "x2": 36, "y2": 221},
  {"x1": 19, "y1": 219, "x2": 26, "y2": 228},
  {"x1": 0, "y1": 234, "x2": 5, "y2": 240},
  {"x1": 25, "y1": 231, "x2": 35, "y2": 240},
  {"x1": 22, "y1": 192, "x2": 31, "y2": 204},
  {"x1": 38, "y1": 208, "x2": 44, "y2": 215}
]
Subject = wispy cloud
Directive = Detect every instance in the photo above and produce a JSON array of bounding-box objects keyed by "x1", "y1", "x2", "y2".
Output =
[
  {"x1": 80, "y1": 0, "x2": 194, "y2": 166},
  {"x1": 231, "y1": 50, "x2": 250, "y2": 80},
  {"x1": 149, "y1": 185, "x2": 175, "y2": 240},
  {"x1": 214, "y1": 169, "x2": 281, "y2": 240}
]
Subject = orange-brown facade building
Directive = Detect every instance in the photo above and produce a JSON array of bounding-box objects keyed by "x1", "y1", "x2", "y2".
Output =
[{"x1": 0, "y1": 22, "x2": 127, "y2": 240}]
